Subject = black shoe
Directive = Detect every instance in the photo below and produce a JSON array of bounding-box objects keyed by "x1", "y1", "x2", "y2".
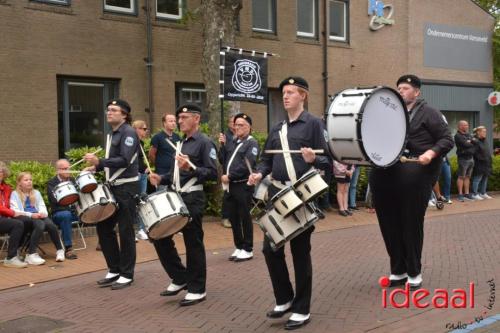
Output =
[
  {"x1": 345, "y1": 210, "x2": 353, "y2": 216},
  {"x1": 160, "y1": 284, "x2": 187, "y2": 296},
  {"x1": 285, "y1": 318, "x2": 310, "y2": 330},
  {"x1": 339, "y1": 210, "x2": 348, "y2": 217},
  {"x1": 389, "y1": 277, "x2": 407, "y2": 287},
  {"x1": 111, "y1": 279, "x2": 133, "y2": 290},
  {"x1": 97, "y1": 275, "x2": 120, "y2": 287},
  {"x1": 266, "y1": 307, "x2": 292, "y2": 319},
  {"x1": 179, "y1": 296, "x2": 206, "y2": 306},
  {"x1": 316, "y1": 210, "x2": 326, "y2": 220},
  {"x1": 409, "y1": 282, "x2": 422, "y2": 291},
  {"x1": 348, "y1": 206, "x2": 359, "y2": 211}
]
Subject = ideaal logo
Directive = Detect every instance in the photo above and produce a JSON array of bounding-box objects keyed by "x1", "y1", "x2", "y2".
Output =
[{"x1": 378, "y1": 277, "x2": 496, "y2": 330}]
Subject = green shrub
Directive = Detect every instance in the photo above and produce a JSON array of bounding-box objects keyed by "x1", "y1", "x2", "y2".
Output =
[{"x1": 5, "y1": 161, "x2": 56, "y2": 205}]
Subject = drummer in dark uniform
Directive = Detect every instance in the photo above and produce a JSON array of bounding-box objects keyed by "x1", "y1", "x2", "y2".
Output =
[
  {"x1": 370, "y1": 75, "x2": 453, "y2": 290},
  {"x1": 83, "y1": 99, "x2": 140, "y2": 290},
  {"x1": 248, "y1": 77, "x2": 331, "y2": 330},
  {"x1": 220, "y1": 113, "x2": 259, "y2": 262},
  {"x1": 149, "y1": 104, "x2": 218, "y2": 306}
]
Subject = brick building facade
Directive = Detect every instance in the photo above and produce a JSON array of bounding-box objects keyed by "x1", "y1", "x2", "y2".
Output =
[{"x1": 0, "y1": 0, "x2": 495, "y2": 162}]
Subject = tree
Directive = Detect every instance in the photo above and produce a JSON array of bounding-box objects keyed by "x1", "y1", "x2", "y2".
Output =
[
  {"x1": 473, "y1": 0, "x2": 499, "y2": 133},
  {"x1": 200, "y1": 0, "x2": 242, "y2": 138}
]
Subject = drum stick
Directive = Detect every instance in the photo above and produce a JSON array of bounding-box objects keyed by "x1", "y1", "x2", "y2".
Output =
[
  {"x1": 139, "y1": 144, "x2": 157, "y2": 190},
  {"x1": 399, "y1": 156, "x2": 420, "y2": 164},
  {"x1": 164, "y1": 138, "x2": 197, "y2": 170},
  {"x1": 264, "y1": 149, "x2": 324, "y2": 154},
  {"x1": 244, "y1": 157, "x2": 253, "y2": 174},
  {"x1": 69, "y1": 148, "x2": 103, "y2": 169}
]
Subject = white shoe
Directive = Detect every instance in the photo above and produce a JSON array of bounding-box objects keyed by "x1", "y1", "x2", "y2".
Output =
[
  {"x1": 3, "y1": 256, "x2": 28, "y2": 268},
  {"x1": 183, "y1": 292, "x2": 206, "y2": 301},
  {"x1": 137, "y1": 229, "x2": 149, "y2": 240},
  {"x1": 25, "y1": 253, "x2": 46, "y2": 265},
  {"x1": 428, "y1": 200, "x2": 436, "y2": 207},
  {"x1": 167, "y1": 282, "x2": 187, "y2": 292},
  {"x1": 135, "y1": 236, "x2": 139, "y2": 243},
  {"x1": 228, "y1": 249, "x2": 241, "y2": 261},
  {"x1": 480, "y1": 193, "x2": 493, "y2": 199},
  {"x1": 235, "y1": 250, "x2": 253, "y2": 262},
  {"x1": 56, "y1": 249, "x2": 65, "y2": 262},
  {"x1": 472, "y1": 194, "x2": 484, "y2": 201}
]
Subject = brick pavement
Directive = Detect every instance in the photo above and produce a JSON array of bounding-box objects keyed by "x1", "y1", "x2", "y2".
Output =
[{"x1": 0, "y1": 198, "x2": 498, "y2": 333}]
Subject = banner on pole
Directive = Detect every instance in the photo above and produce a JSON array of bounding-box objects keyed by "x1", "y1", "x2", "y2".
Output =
[{"x1": 223, "y1": 52, "x2": 268, "y2": 104}]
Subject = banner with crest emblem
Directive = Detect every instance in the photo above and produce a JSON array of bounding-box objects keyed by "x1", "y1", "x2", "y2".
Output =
[{"x1": 223, "y1": 52, "x2": 268, "y2": 104}]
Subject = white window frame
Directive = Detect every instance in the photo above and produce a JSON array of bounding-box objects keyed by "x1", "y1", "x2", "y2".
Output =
[
  {"x1": 297, "y1": 0, "x2": 316, "y2": 38},
  {"x1": 328, "y1": 0, "x2": 347, "y2": 42},
  {"x1": 104, "y1": 0, "x2": 135, "y2": 15},
  {"x1": 156, "y1": 0, "x2": 183, "y2": 20},
  {"x1": 252, "y1": 0, "x2": 276, "y2": 34},
  {"x1": 181, "y1": 88, "x2": 205, "y2": 103},
  {"x1": 31, "y1": 0, "x2": 70, "y2": 4}
]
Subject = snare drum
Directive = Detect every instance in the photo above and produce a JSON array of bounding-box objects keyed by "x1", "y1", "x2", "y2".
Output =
[
  {"x1": 53, "y1": 181, "x2": 79, "y2": 206},
  {"x1": 76, "y1": 171, "x2": 98, "y2": 193},
  {"x1": 293, "y1": 169, "x2": 329, "y2": 203},
  {"x1": 326, "y1": 86, "x2": 408, "y2": 167},
  {"x1": 270, "y1": 186, "x2": 303, "y2": 217},
  {"x1": 137, "y1": 190, "x2": 190, "y2": 240},
  {"x1": 75, "y1": 184, "x2": 117, "y2": 224},
  {"x1": 257, "y1": 203, "x2": 318, "y2": 251}
]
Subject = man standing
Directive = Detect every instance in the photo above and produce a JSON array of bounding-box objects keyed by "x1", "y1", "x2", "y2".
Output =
[
  {"x1": 220, "y1": 113, "x2": 259, "y2": 262},
  {"x1": 248, "y1": 77, "x2": 331, "y2": 330},
  {"x1": 83, "y1": 99, "x2": 139, "y2": 290},
  {"x1": 454, "y1": 120, "x2": 477, "y2": 202},
  {"x1": 370, "y1": 75, "x2": 453, "y2": 290},
  {"x1": 149, "y1": 113, "x2": 181, "y2": 175},
  {"x1": 149, "y1": 104, "x2": 217, "y2": 306},
  {"x1": 47, "y1": 159, "x2": 79, "y2": 259}
]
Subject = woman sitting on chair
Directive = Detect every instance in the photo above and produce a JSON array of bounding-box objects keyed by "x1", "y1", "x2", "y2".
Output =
[{"x1": 10, "y1": 172, "x2": 65, "y2": 265}]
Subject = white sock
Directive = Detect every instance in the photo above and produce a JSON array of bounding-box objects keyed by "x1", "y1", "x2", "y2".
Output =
[
  {"x1": 408, "y1": 274, "x2": 422, "y2": 284},
  {"x1": 289, "y1": 313, "x2": 310, "y2": 321},
  {"x1": 116, "y1": 276, "x2": 132, "y2": 284},
  {"x1": 389, "y1": 273, "x2": 408, "y2": 280},
  {"x1": 274, "y1": 300, "x2": 292, "y2": 312},
  {"x1": 105, "y1": 272, "x2": 119, "y2": 279}
]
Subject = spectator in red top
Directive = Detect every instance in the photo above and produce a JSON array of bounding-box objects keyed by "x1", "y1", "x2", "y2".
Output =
[{"x1": 0, "y1": 161, "x2": 28, "y2": 268}]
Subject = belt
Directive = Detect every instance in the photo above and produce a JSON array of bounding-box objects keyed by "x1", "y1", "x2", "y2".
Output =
[
  {"x1": 111, "y1": 176, "x2": 139, "y2": 186},
  {"x1": 271, "y1": 179, "x2": 292, "y2": 189},
  {"x1": 179, "y1": 185, "x2": 203, "y2": 193},
  {"x1": 231, "y1": 179, "x2": 248, "y2": 184}
]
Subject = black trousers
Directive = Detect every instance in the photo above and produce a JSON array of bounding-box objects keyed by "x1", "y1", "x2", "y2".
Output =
[
  {"x1": 18, "y1": 216, "x2": 62, "y2": 254},
  {"x1": 0, "y1": 217, "x2": 24, "y2": 259},
  {"x1": 370, "y1": 160, "x2": 441, "y2": 277},
  {"x1": 262, "y1": 184, "x2": 314, "y2": 315},
  {"x1": 96, "y1": 181, "x2": 139, "y2": 280},
  {"x1": 221, "y1": 191, "x2": 230, "y2": 219},
  {"x1": 153, "y1": 191, "x2": 207, "y2": 294},
  {"x1": 227, "y1": 182, "x2": 254, "y2": 252}
]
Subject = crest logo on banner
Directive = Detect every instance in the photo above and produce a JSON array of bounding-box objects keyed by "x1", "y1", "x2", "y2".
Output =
[{"x1": 224, "y1": 52, "x2": 268, "y2": 104}]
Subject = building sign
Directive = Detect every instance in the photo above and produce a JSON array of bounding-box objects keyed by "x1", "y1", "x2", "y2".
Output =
[
  {"x1": 424, "y1": 23, "x2": 492, "y2": 72},
  {"x1": 223, "y1": 52, "x2": 268, "y2": 104},
  {"x1": 488, "y1": 91, "x2": 500, "y2": 106},
  {"x1": 368, "y1": 0, "x2": 394, "y2": 31}
]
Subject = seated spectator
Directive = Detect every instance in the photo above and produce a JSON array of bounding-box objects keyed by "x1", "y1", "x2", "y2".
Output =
[
  {"x1": 333, "y1": 161, "x2": 354, "y2": 217},
  {"x1": 10, "y1": 172, "x2": 65, "y2": 265},
  {"x1": 0, "y1": 162, "x2": 27, "y2": 268},
  {"x1": 47, "y1": 159, "x2": 78, "y2": 259},
  {"x1": 471, "y1": 126, "x2": 493, "y2": 200}
]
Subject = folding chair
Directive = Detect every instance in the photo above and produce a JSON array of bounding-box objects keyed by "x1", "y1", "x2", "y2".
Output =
[
  {"x1": 0, "y1": 234, "x2": 9, "y2": 262},
  {"x1": 71, "y1": 220, "x2": 87, "y2": 251}
]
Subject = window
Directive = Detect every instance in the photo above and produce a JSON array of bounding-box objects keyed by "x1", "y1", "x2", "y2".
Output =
[
  {"x1": 104, "y1": 0, "x2": 136, "y2": 15},
  {"x1": 252, "y1": 0, "x2": 276, "y2": 33},
  {"x1": 329, "y1": 0, "x2": 348, "y2": 42},
  {"x1": 31, "y1": 0, "x2": 70, "y2": 5},
  {"x1": 297, "y1": 0, "x2": 317, "y2": 38},
  {"x1": 176, "y1": 83, "x2": 208, "y2": 123},
  {"x1": 157, "y1": 0, "x2": 182, "y2": 20}
]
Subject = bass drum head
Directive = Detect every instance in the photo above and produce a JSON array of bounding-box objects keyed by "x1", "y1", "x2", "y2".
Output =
[
  {"x1": 148, "y1": 215, "x2": 189, "y2": 240},
  {"x1": 360, "y1": 87, "x2": 408, "y2": 167},
  {"x1": 80, "y1": 203, "x2": 117, "y2": 224}
]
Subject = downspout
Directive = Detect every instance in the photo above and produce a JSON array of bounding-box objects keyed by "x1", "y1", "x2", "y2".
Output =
[
  {"x1": 322, "y1": 0, "x2": 329, "y2": 111},
  {"x1": 145, "y1": 0, "x2": 154, "y2": 129}
]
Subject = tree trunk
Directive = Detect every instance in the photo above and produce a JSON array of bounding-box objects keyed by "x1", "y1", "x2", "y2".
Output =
[{"x1": 200, "y1": 0, "x2": 242, "y2": 139}]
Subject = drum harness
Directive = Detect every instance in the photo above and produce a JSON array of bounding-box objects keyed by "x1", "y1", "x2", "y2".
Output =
[
  {"x1": 172, "y1": 141, "x2": 202, "y2": 194},
  {"x1": 104, "y1": 134, "x2": 139, "y2": 187},
  {"x1": 222, "y1": 136, "x2": 254, "y2": 193}
]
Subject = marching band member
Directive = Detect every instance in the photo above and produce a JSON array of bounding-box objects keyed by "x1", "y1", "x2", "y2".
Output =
[
  {"x1": 220, "y1": 113, "x2": 259, "y2": 262},
  {"x1": 248, "y1": 77, "x2": 331, "y2": 330},
  {"x1": 83, "y1": 99, "x2": 140, "y2": 290},
  {"x1": 370, "y1": 75, "x2": 453, "y2": 290},
  {"x1": 149, "y1": 104, "x2": 218, "y2": 306}
]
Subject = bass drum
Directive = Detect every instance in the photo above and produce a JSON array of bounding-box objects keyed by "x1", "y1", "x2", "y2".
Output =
[{"x1": 326, "y1": 86, "x2": 408, "y2": 168}]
